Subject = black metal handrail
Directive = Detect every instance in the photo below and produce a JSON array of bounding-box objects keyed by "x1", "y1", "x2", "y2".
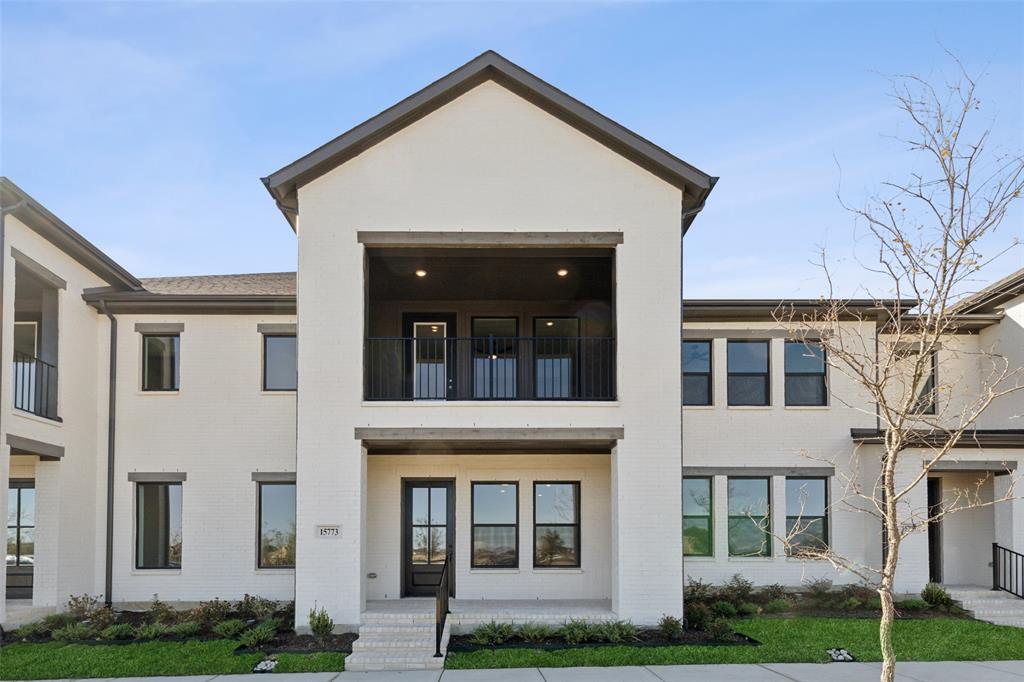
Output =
[
  {"x1": 993, "y1": 543, "x2": 1024, "y2": 599},
  {"x1": 12, "y1": 351, "x2": 59, "y2": 421},
  {"x1": 434, "y1": 550, "x2": 451, "y2": 658},
  {"x1": 364, "y1": 336, "x2": 616, "y2": 401}
]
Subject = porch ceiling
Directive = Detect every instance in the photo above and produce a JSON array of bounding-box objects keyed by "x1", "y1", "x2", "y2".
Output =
[{"x1": 356, "y1": 426, "x2": 622, "y2": 455}]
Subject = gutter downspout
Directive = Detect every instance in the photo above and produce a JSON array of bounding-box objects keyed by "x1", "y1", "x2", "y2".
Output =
[{"x1": 98, "y1": 300, "x2": 117, "y2": 607}]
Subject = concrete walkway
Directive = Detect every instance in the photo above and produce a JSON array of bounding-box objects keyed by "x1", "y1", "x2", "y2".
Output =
[{"x1": 27, "y1": 661, "x2": 1024, "y2": 682}]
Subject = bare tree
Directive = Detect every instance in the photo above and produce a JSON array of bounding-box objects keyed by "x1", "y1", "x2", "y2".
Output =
[{"x1": 776, "y1": 54, "x2": 1024, "y2": 682}]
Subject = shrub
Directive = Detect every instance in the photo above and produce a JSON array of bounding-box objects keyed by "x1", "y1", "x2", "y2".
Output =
[
  {"x1": 706, "y1": 617, "x2": 733, "y2": 642},
  {"x1": 43, "y1": 612, "x2": 77, "y2": 632},
  {"x1": 737, "y1": 602, "x2": 760, "y2": 617},
  {"x1": 897, "y1": 598, "x2": 929, "y2": 612},
  {"x1": 865, "y1": 596, "x2": 882, "y2": 611},
  {"x1": 684, "y1": 576, "x2": 716, "y2": 604},
  {"x1": 711, "y1": 601, "x2": 737, "y2": 619},
  {"x1": 238, "y1": 620, "x2": 278, "y2": 649},
  {"x1": 804, "y1": 577, "x2": 834, "y2": 605},
  {"x1": 921, "y1": 583, "x2": 954, "y2": 609},
  {"x1": 559, "y1": 619, "x2": 595, "y2": 645},
  {"x1": 840, "y1": 583, "x2": 877, "y2": 603},
  {"x1": 169, "y1": 620, "x2": 203, "y2": 638},
  {"x1": 593, "y1": 620, "x2": 639, "y2": 643},
  {"x1": 12, "y1": 621, "x2": 48, "y2": 640},
  {"x1": 237, "y1": 594, "x2": 278, "y2": 620},
  {"x1": 763, "y1": 598, "x2": 791, "y2": 614},
  {"x1": 308, "y1": 606, "x2": 334, "y2": 644},
  {"x1": 66, "y1": 594, "x2": 102, "y2": 621},
  {"x1": 721, "y1": 574, "x2": 754, "y2": 604},
  {"x1": 759, "y1": 583, "x2": 787, "y2": 603},
  {"x1": 213, "y1": 618, "x2": 248, "y2": 639},
  {"x1": 134, "y1": 623, "x2": 168, "y2": 640},
  {"x1": 658, "y1": 614, "x2": 685, "y2": 640},
  {"x1": 471, "y1": 621, "x2": 515, "y2": 646},
  {"x1": 517, "y1": 623, "x2": 553, "y2": 643},
  {"x1": 147, "y1": 595, "x2": 177, "y2": 624},
  {"x1": 683, "y1": 603, "x2": 709, "y2": 632},
  {"x1": 840, "y1": 597, "x2": 863, "y2": 611},
  {"x1": 99, "y1": 623, "x2": 135, "y2": 640},
  {"x1": 51, "y1": 623, "x2": 94, "y2": 642},
  {"x1": 87, "y1": 607, "x2": 117, "y2": 631},
  {"x1": 190, "y1": 599, "x2": 231, "y2": 628}
]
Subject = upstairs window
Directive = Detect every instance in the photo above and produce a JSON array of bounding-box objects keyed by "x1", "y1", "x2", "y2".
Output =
[
  {"x1": 683, "y1": 477, "x2": 713, "y2": 556},
  {"x1": 914, "y1": 352, "x2": 937, "y2": 415},
  {"x1": 263, "y1": 335, "x2": 297, "y2": 391},
  {"x1": 727, "y1": 340, "x2": 769, "y2": 406},
  {"x1": 143, "y1": 335, "x2": 179, "y2": 391},
  {"x1": 471, "y1": 482, "x2": 519, "y2": 568},
  {"x1": 136, "y1": 482, "x2": 182, "y2": 569},
  {"x1": 683, "y1": 340, "x2": 712, "y2": 406},
  {"x1": 533, "y1": 482, "x2": 580, "y2": 567},
  {"x1": 785, "y1": 341, "x2": 827, "y2": 406}
]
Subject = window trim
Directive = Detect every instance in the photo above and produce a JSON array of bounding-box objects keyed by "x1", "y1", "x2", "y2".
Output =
[
  {"x1": 256, "y1": 481, "x2": 296, "y2": 569},
  {"x1": 141, "y1": 333, "x2": 180, "y2": 392},
  {"x1": 682, "y1": 476, "x2": 713, "y2": 557},
  {"x1": 785, "y1": 476, "x2": 830, "y2": 557},
  {"x1": 532, "y1": 480, "x2": 581, "y2": 568},
  {"x1": 784, "y1": 340, "x2": 828, "y2": 407},
  {"x1": 470, "y1": 481, "x2": 520, "y2": 569},
  {"x1": 261, "y1": 333, "x2": 297, "y2": 392},
  {"x1": 471, "y1": 317, "x2": 520, "y2": 400},
  {"x1": 683, "y1": 339, "x2": 713, "y2": 406},
  {"x1": 726, "y1": 476, "x2": 772, "y2": 558},
  {"x1": 727, "y1": 339, "x2": 771, "y2": 406},
  {"x1": 134, "y1": 481, "x2": 183, "y2": 570}
]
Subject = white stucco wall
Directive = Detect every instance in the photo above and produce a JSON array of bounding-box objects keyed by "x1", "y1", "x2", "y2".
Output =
[{"x1": 978, "y1": 293, "x2": 1024, "y2": 429}]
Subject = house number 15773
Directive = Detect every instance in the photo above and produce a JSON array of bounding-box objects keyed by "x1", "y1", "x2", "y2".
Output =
[{"x1": 317, "y1": 525, "x2": 341, "y2": 538}]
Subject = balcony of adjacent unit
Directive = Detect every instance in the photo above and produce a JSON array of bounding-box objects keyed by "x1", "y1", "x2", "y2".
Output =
[
  {"x1": 11, "y1": 260, "x2": 60, "y2": 421},
  {"x1": 363, "y1": 247, "x2": 616, "y2": 402}
]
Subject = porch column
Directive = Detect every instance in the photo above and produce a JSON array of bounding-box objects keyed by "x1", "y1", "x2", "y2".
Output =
[
  {"x1": 994, "y1": 473, "x2": 1022, "y2": 554},
  {"x1": 0, "y1": 444, "x2": 8, "y2": 624},
  {"x1": 32, "y1": 461, "x2": 59, "y2": 607},
  {"x1": 892, "y1": 456, "x2": 929, "y2": 593}
]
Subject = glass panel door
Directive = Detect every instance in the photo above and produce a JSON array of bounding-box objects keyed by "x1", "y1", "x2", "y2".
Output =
[
  {"x1": 472, "y1": 318, "x2": 518, "y2": 399},
  {"x1": 404, "y1": 481, "x2": 453, "y2": 597},
  {"x1": 534, "y1": 318, "x2": 579, "y2": 398},
  {"x1": 413, "y1": 323, "x2": 446, "y2": 399}
]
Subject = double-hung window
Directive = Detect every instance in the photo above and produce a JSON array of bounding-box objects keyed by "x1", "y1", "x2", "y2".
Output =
[
  {"x1": 785, "y1": 477, "x2": 828, "y2": 556},
  {"x1": 471, "y1": 482, "x2": 518, "y2": 568},
  {"x1": 258, "y1": 483, "x2": 296, "y2": 568},
  {"x1": 142, "y1": 335, "x2": 179, "y2": 391},
  {"x1": 785, "y1": 341, "x2": 827, "y2": 406},
  {"x1": 683, "y1": 340, "x2": 712, "y2": 406},
  {"x1": 727, "y1": 477, "x2": 770, "y2": 557},
  {"x1": 682, "y1": 477, "x2": 713, "y2": 556},
  {"x1": 533, "y1": 482, "x2": 580, "y2": 567},
  {"x1": 263, "y1": 334, "x2": 297, "y2": 391},
  {"x1": 135, "y1": 482, "x2": 183, "y2": 569},
  {"x1": 727, "y1": 340, "x2": 769, "y2": 406}
]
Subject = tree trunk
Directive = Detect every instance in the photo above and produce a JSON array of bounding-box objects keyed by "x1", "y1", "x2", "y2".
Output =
[{"x1": 878, "y1": 584, "x2": 897, "y2": 682}]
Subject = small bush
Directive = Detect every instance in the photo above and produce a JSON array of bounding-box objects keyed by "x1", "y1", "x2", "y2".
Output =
[
  {"x1": 711, "y1": 600, "x2": 737, "y2": 618},
  {"x1": 190, "y1": 599, "x2": 231, "y2": 627},
  {"x1": 51, "y1": 623, "x2": 94, "y2": 642},
  {"x1": 87, "y1": 607, "x2": 117, "y2": 631},
  {"x1": 865, "y1": 596, "x2": 882, "y2": 611},
  {"x1": 169, "y1": 620, "x2": 203, "y2": 638},
  {"x1": 99, "y1": 623, "x2": 135, "y2": 640},
  {"x1": 839, "y1": 583, "x2": 877, "y2": 603},
  {"x1": 804, "y1": 577, "x2": 834, "y2": 605},
  {"x1": 720, "y1": 574, "x2": 754, "y2": 604},
  {"x1": 12, "y1": 621, "x2": 48, "y2": 640},
  {"x1": 517, "y1": 623, "x2": 553, "y2": 643},
  {"x1": 471, "y1": 621, "x2": 515, "y2": 646},
  {"x1": 840, "y1": 597, "x2": 863, "y2": 611},
  {"x1": 146, "y1": 595, "x2": 177, "y2": 624},
  {"x1": 759, "y1": 583, "x2": 787, "y2": 603},
  {"x1": 213, "y1": 618, "x2": 248, "y2": 639},
  {"x1": 134, "y1": 623, "x2": 168, "y2": 640},
  {"x1": 42, "y1": 612, "x2": 77, "y2": 632},
  {"x1": 238, "y1": 620, "x2": 278, "y2": 649},
  {"x1": 763, "y1": 598, "x2": 791, "y2": 614},
  {"x1": 659, "y1": 613, "x2": 685, "y2": 639},
  {"x1": 683, "y1": 603, "x2": 709, "y2": 632},
  {"x1": 897, "y1": 598, "x2": 929, "y2": 612},
  {"x1": 559, "y1": 619, "x2": 595, "y2": 645},
  {"x1": 684, "y1": 576, "x2": 716, "y2": 604},
  {"x1": 593, "y1": 620, "x2": 639, "y2": 643},
  {"x1": 706, "y1": 617, "x2": 734, "y2": 642},
  {"x1": 237, "y1": 594, "x2": 278, "y2": 620},
  {"x1": 921, "y1": 583, "x2": 953, "y2": 609},
  {"x1": 66, "y1": 594, "x2": 102, "y2": 621},
  {"x1": 308, "y1": 606, "x2": 334, "y2": 644},
  {"x1": 737, "y1": 602, "x2": 760, "y2": 617}
]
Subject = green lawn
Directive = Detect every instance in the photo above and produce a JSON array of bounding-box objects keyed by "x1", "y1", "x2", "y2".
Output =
[
  {"x1": 446, "y1": 617, "x2": 1024, "y2": 669},
  {"x1": 0, "y1": 640, "x2": 346, "y2": 680}
]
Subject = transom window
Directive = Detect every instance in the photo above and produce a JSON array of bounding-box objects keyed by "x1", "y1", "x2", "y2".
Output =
[
  {"x1": 727, "y1": 477, "x2": 770, "y2": 557},
  {"x1": 471, "y1": 482, "x2": 518, "y2": 568},
  {"x1": 533, "y1": 482, "x2": 580, "y2": 567},
  {"x1": 727, "y1": 340, "x2": 769, "y2": 406},
  {"x1": 785, "y1": 477, "x2": 829, "y2": 556},
  {"x1": 258, "y1": 483, "x2": 296, "y2": 568},
  {"x1": 135, "y1": 482, "x2": 182, "y2": 569},
  {"x1": 682, "y1": 477, "x2": 712, "y2": 556},
  {"x1": 263, "y1": 335, "x2": 297, "y2": 391},
  {"x1": 142, "y1": 335, "x2": 179, "y2": 391},
  {"x1": 785, "y1": 341, "x2": 827, "y2": 406},
  {"x1": 683, "y1": 340, "x2": 712, "y2": 406}
]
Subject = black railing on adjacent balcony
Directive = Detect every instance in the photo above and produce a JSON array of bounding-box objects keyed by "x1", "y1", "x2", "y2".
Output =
[
  {"x1": 364, "y1": 336, "x2": 616, "y2": 401},
  {"x1": 434, "y1": 550, "x2": 451, "y2": 658},
  {"x1": 993, "y1": 543, "x2": 1024, "y2": 600},
  {"x1": 12, "y1": 351, "x2": 59, "y2": 421}
]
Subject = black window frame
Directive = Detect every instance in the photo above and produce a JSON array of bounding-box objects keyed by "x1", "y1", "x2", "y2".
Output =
[
  {"x1": 141, "y1": 334, "x2": 180, "y2": 392},
  {"x1": 257, "y1": 481, "x2": 296, "y2": 569},
  {"x1": 262, "y1": 333, "x2": 298, "y2": 392},
  {"x1": 784, "y1": 340, "x2": 828, "y2": 407},
  {"x1": 785, "y1": 477, "x2": 830, "y2": 557},
  {"x1": 683, "y1": 340, "x2": 713, "y2": 406},
  {"x1": 134, "y1": 481, "x2": 183, "y2": 570},
  {"x1": 532, "y1": 481, "x2": 581, "y2": 568},
  {"x1": 727, "y1": 476, "x2": 772, "y2": 557},
  {"x1": 727, "y1": 339, "x2": 771, "y2": 406},
  {"x1": 682, "y1": 476, "x2": 713, "y2": 557},
  {"x1": 914, "y1": 351, "x2": 938, "y2": 415},
  {"x1": 470, "y1": 481, "x2": 519, "y2": 569},
  {"x1": 6, "y1": 479, "x2": 35, "y2": 568}
]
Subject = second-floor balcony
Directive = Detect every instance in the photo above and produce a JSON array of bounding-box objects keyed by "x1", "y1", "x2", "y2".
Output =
[{"x1": 12, "y1": 351, "x2": 59, "y2": 421}]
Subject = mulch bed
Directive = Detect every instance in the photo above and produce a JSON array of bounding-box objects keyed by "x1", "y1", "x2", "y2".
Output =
[{"x1": 447, "y1": 629, "x2": 758, "y2": 653}]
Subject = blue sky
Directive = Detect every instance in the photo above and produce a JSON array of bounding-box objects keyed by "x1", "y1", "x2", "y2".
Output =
[{"x1": 2, "y1": 1, "x2": 1022, "y2": 297}]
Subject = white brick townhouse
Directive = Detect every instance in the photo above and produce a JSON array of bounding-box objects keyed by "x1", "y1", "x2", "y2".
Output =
[{"x1": 2, "y1": 52, "x2": 1022, "y2": 649}]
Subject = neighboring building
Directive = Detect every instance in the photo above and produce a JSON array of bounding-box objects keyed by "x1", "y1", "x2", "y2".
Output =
[{"x1": 2, "y1": 51, "x2": 1022, "y2": 669}]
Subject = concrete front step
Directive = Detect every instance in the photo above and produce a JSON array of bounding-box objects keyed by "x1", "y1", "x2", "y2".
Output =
[
  {"x1": 343, "y1": 651, "x2": 445, "y2": 672},
  {"x1": 947, "y1": 587, "x2": 1024, "y2": 628},
  {"x1": 353, "y1": 633, "x2": 447, "y2": 653},
  {"x1": 359, "y1": 623, "x2": 436, "y2": 635}
]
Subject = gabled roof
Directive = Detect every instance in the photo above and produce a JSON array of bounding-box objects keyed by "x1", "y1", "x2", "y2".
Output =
[
  {"x1": 952, "y1": 268, "x2": 1024, "y2": 315},
  {"x1": 1, "y1": 177, "x2": 142, "y2": 290},
  {"x1": 262, "y1": 50, "x2": 717, "y2": 232}
]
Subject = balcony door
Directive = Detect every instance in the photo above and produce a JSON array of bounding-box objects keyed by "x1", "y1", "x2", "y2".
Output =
[
  {"x1": 402, "y1": 480, "x2": 455, "y2": 597},
  {"x1": 534, "y1": 317, "x2": 579, "y2": 398},
  {"x1": 402, "y1": 313, "x2": 456, "y2": 400}
]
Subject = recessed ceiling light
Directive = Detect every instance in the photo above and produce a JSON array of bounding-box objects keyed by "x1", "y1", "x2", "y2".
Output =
[
  {"x1": 430, "y1": 325, "x2": 439, "y2": 332},
  {"x1": 415, "y1": 269, "x2": 427, "y2": 277},
  {"x1": 556, "y1": 268, "x2": 569, "y2": 277},
  {"x1": 546, "y1": 321, "x2": 554, "y2": 327}
]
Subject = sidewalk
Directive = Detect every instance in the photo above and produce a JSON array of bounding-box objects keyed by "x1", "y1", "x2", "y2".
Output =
[{"x1": 25, "y1": 661, "x2": 1024, "y2": 682}]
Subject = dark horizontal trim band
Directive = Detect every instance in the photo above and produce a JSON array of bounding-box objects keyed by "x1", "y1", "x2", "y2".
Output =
[
  {"x1": 683, "y1": 466, "x2": 835, "y2": 477},
  {"x1": 257, "y1": 323, "x2": 296, "y2": 335},
  {"x1": 6, "y1": 433, "x2": 64, "y2": 460},
  {"x1": 135, "y1": 323, "x2": 184, "y2": 334},
  {"x1": 11, "y1": 248, "x2": 67, "y2": 290},
  {"x1": 927, "y1": 460, "x2": 1017, "y2": 473},
  {"x1": 851, "y1": 428, "x2": 1024, "y2": 449},
  {"x1": 357, "y1": 231, "x2": 623, "y2": 248},
  {"x1": 252, "y1": 472, "x2": 297, "y2": 482},
  {"x1": 83, "y1": 290, "x2": 297, "y2": 315},
  {"x1": 355, "y1": 427, "x2": 624, "y2": 441},
  {"x1": 128, "y1": 472, "x2": 187, "y2": 482}
]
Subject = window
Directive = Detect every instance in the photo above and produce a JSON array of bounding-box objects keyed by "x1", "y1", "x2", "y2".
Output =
[
  {"x1": 533, "y1": 482, "x2": 580, "y2": 567},
  {"x1": 258, "y1": 483, "x2": 295, "y2": 568},
  {"x1": 6, "y1": 481, "x2": 35, "y2": 568},
  {"x1": 472, "y1": 318, "x2": 518, "y2": 399},
  {"x1": 683, "y1": 341, "x2": 712, "y2": 406},
  {"x1": 263, "y1": 335, "x2": 297, "y2": 391},
  {"x1": 727, "y1": 340, "x2": 769, "y2": 406},
  {"x1": 136, "y1": 482, "x2": 182, "y2": 569},
  {"x1": 914, "y1": 352, "x2": 937, "y2": 415},
  {"x1": 786, "y1": 478, "x2": 828, "y2": 556},
  {"x1": 683, "y1": 477, "x2": 712, "y2": 556},
  {"x1": 727, "y1": 477, "x2": 770, "y2": 557},
  {"x1": 534, "y1": 318, "x2": 579, "y2": 399},
  {"x1": 785, "y1": 341, "x2": 827, "y2": 406},
  {"x1": 471, "y1": 482, "x2": 518, "y2": 567},
  {"x1": 142, "y1": 335, "x2": 179, "y2": 391}
]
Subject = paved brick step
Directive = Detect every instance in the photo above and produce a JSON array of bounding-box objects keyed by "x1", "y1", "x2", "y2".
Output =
[{"x1": 343, "y1": 651, "x2": 445, "y2": 672}]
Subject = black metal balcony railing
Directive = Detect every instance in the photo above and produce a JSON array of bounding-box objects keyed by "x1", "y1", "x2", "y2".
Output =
[
  {"x1": 12, "y1": 351, "x2": 59, "y2": 421},
  {"x1": 364, "y1": 336, "x2": 616, "y2": 401},
  {"x1": 993, "y1": 543, "x2": 1024, "y2": 600}
]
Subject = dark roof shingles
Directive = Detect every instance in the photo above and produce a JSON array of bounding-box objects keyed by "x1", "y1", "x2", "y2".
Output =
[{"x1": 139, "y1": 272, "x2": 296, "y2": 296}]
